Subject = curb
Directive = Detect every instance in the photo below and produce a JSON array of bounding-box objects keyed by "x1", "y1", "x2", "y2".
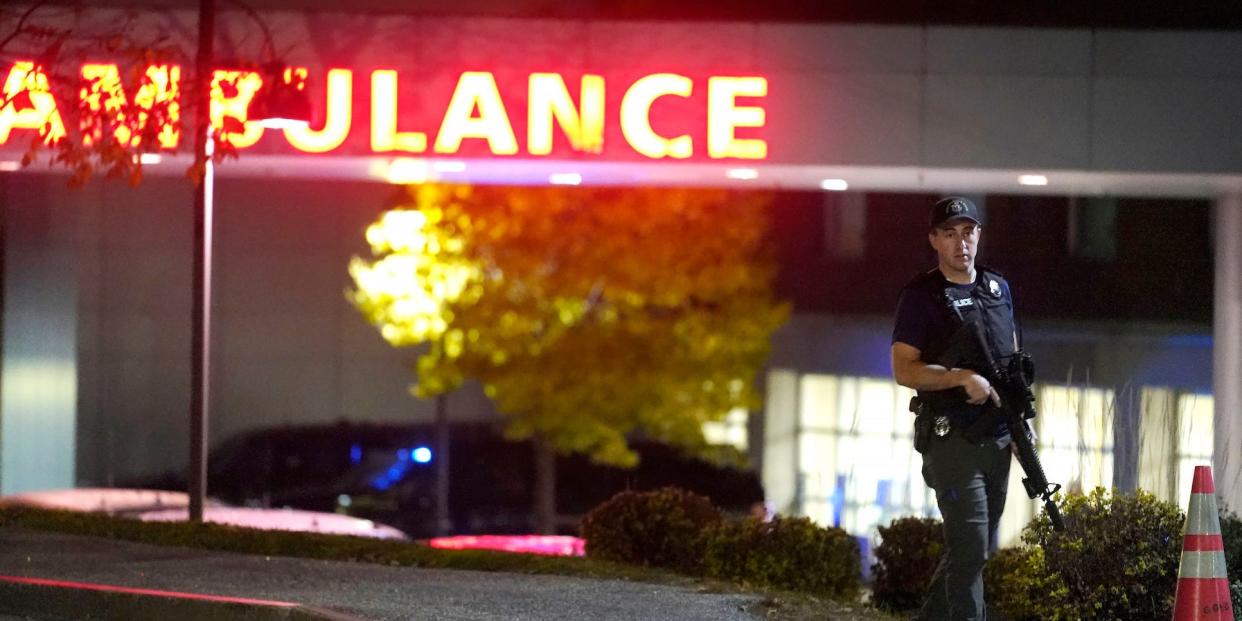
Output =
[{"x1": 0, "y1": 575, "x2": 368, "y2": 621}]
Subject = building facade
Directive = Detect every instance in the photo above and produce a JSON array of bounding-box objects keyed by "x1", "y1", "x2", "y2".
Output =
[{"x1": 1, "y1": 9, "x2": 1238, "y2": 543}]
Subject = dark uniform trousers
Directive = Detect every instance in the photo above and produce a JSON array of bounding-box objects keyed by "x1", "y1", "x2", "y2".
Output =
[{"x1": 915, "y1": 431, "x2": 1011, "y2": 621}]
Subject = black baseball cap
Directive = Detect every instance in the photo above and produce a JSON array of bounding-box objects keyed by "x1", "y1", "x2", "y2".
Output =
[{"x1": 930, "y1": 197, "x2": 982, "y2": 229}]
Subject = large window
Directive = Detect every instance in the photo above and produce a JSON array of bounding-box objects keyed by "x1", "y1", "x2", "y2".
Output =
[
  {"x1": 974, "y1": 384, "x2": 1115, "y2": 544},
  {"x1": 762, "y1": 371, "x2": 1222, "y2": 549},
  {"x1": 1034, "y1": 385, "x2": 1116, "y2": 495},
  {"x1": 1176, "y1": 393, "x2": 1214, "y2": 508},
  {"x1": 1139, "y1": 387, "x2": 1178, "y2": 501},
  {"x1": 999, "y1": 385, "x2": 1116, "y2": 543},
  {"x1": 1139, "y1": 388, "x2": 1214, "y2": 509},
  {"x1": 765, "y1": 371, "x2": 1126, "y2": 548},
  {"x1": 797, "y1": 375, "x2": 927, "y2": 534}
]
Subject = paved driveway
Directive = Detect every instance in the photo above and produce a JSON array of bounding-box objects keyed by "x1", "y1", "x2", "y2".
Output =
[{"x1": 0, "y1": 529, "x2": 764, "y2": 621}]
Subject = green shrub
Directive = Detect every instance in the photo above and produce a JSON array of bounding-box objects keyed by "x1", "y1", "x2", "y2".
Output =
[
  {"x1": 984, "y1": 545, "x2": 1067, "y2": 621},
  {"x1": 870, "y1": 516, "x2": 943, "y2": 612},
  {"x1": 1220, "y1": 509, "x2": 1241, "y2": 584},
  {"x1": 986, "y1": 488, "x2": 1183, "y2": 621},
  {"x1": 580, "y1": 487, "x2": 722, "y2": 573},
  {"x1": 1218, "y1": 508, "x2": 1241, "y2": 616},
  {"x1": 988, "y1": 491, "x2": 1242, "y2": 621},
  {"x1": 702, "y1": 516, "x2": 861, "y2": 599}
]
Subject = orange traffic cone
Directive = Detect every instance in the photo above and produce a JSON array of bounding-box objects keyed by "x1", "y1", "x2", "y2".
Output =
[{"x1": 1172, "y1": 465, "x2": 1234, "y2": 621}]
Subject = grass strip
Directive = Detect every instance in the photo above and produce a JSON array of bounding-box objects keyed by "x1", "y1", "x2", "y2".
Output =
[
  {"x1": 0, "y1": 506, "x2": 901, "y2": 620},
  {"x1": 0, "y1": 506, "x2": 687, "y2": 584}
]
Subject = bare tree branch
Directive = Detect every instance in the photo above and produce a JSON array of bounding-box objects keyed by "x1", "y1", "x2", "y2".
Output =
[
  {"x1": 0, "y1": 2, "x2": 50, "y2": 54},
  {"x1": 0, "y1": 1, "x2": 279, "y2": 185}
]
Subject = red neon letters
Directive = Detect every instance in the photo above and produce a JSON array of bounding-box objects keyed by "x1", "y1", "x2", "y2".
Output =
[{"x1": 0, "y1": 63, "x2": 767, "y2": 160}]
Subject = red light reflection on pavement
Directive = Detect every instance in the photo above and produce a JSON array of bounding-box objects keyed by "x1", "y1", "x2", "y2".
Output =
[
  {"x1": 427, "y1": 535, "x2": 586, "y2": 557},
  {"x1": 0, "y1": 574, "x2": 299, "y2": 607}
]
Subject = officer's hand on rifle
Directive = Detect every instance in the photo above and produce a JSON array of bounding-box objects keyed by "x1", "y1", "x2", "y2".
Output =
[{"x1": 959, "y1": 371, "x2": 1002, "y2": 407}]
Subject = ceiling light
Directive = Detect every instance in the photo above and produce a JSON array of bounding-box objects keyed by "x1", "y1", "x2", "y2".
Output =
[
  {"x1": 139, "y1": 153, "x2": 162, "y2": 165},
  {"x1": 726, "y1": 168, "x2": 758, "y2": 180},
  {"x1": 820, "y1": 178, "x2": 848, "y2": 191},
  {"x1": 549, "y1": 172, "x2": 582, "y2": 186},
  {"x1": 385, "y1": 158, "x2": 431, "y2": 184},
  {"x1": 1019, "y1": 174, "x2": 1048, "y2": 186},
  {"x1": 431, "y1": 160, "x2": 467, "y2": 173}
]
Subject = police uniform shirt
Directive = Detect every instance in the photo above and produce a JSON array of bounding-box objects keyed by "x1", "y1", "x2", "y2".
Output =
[{"x1": 892, "y1": 267, "x2": 1016, "y2": 436}]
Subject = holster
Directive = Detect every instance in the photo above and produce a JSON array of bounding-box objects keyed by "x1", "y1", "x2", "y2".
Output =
[{"x1": 911, "y1": 396, "x2": 933, "y2": 454}]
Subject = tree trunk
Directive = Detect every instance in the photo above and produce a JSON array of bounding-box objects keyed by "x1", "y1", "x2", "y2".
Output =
[
  {"x1": 434, "y1": 392, "x2": 450, "y2": 536},
  {"x1": 532, "y1": 435, "x2": 557, "y2": 535}
]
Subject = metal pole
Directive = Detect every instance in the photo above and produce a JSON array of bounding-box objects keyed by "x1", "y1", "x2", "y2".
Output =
[
  {"x1": 533, "y1": 435, "x2": 556, "y2": 535},
  {"x1": 189, "y1": 0, "x2": 215, "y2": 523}
]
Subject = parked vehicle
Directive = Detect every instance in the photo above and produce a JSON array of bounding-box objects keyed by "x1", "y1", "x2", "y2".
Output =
[
  {"x1": 197, "y1": 421, "x2": 763, "y2": 538},
  {"x1": 0, "y1": 488, "x2": 406, "y2": 539}
]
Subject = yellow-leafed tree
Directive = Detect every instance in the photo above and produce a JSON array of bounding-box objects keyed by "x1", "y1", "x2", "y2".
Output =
[{"x1": 349, "y1": 184, "x2": 789, "y2": 533}]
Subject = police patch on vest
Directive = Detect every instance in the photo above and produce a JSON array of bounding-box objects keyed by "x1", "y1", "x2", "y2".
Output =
[
  {"x1": 989, "y1": 279, "x2": 1001, "y2": 297},
  {"x1": 952, "y1": 297, "x2": 974, "y2": 308}
]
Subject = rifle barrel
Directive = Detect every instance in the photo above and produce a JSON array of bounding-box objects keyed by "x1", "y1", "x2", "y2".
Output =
[{"x1": 1009, "y1": 413, "x2": 1066, "y2": 531}]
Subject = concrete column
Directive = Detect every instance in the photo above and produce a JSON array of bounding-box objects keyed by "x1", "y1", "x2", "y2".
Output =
[{"x1": 1214, "y1": 194, "x2": 1242, "y2": 512}]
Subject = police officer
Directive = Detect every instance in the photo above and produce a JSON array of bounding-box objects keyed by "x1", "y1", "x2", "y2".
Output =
[{"x1": 891, "y1": 197, "x2": 1018, "y2": 621}]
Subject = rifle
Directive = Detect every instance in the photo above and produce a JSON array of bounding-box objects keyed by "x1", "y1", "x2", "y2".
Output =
[{"x1": 943, "y1": 292, "x2": 1066, "y2": 532}]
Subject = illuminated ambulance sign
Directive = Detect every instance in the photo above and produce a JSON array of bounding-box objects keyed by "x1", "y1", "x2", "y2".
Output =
[{"x1": 0, "y1": 62, "x2": 768, "y2": 161}]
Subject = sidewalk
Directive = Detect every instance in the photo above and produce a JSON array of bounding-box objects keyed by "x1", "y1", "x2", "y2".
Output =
[{"x1": 0, "y1": 528, "x2": 765, "y2": 620}]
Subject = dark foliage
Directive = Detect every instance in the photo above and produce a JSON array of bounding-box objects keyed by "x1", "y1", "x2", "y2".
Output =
[
  {"x1": 580, "y1": 487, "x2": 722, "y2": 573},
  {"x1": 871, "y1": 516, "x2": 943, "y2": 612}
]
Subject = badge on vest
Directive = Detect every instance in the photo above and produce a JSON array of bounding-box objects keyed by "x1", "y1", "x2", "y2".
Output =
[{"x1": 989, "y1": 279, "x2": 1001, "y2": 297}]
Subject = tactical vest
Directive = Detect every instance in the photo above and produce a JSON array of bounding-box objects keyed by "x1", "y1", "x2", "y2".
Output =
[{"x1": 910, "y1": 266, "x2": 1018, "y2": 424}]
